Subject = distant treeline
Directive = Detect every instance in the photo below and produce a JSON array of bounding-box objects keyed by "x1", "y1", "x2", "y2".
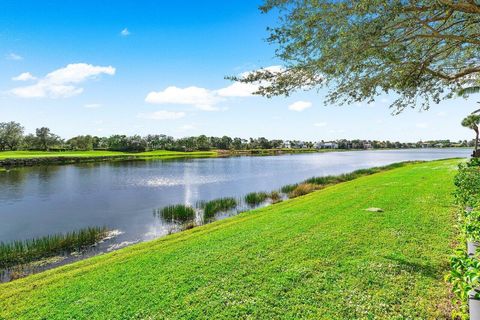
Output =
[{"x1": 0, "y1": 121, "x2": 472, "y2": 152}]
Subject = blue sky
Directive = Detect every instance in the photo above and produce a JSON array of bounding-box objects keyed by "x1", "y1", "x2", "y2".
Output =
[{"x1": 0, "y1": 0, "x2": 476, "y2": 142}]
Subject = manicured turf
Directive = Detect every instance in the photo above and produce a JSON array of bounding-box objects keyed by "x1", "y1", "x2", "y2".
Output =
[
  {"x1": 0, "y1": 150, "x2": 217, "y2": 159},
  {"x1": 0, "y1": 159, "x2": 460, "y2": 319}
]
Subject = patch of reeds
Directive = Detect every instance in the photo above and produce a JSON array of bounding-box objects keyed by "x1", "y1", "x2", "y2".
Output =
[
  {"x1": 288, "y1": 183, "x2": 320, "y2": 198},
  {"x1": 156, "y1": 204, "x2": 196, "y2": 223},
  {"x1": 269, "y1": 191, "x2": 282, "y2": 203},
  {"x1": 280, "y1": 184, "x2": 298, "y2": 194},
  {"x1": 201, "y1": 197, "x2": 238, "y2": 219},
  {"x1": 244, "y1": 192, "x2": 269, "y2": 206},
  {"x1": 0, "y1": 226, "x2": 108, "y2": 269}
]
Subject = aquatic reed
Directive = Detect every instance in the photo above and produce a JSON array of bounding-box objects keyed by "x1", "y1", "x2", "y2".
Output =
[
  {"x1": 157, "y1": 204, "x2": 196, "y2": 223},
  {"x1": 201, "y1": 197, "x2": 238, "y2": 219},
  {"x1": 244, "y1": 192, "x2": 269, "y2": 206},
  {"x1": 0, "y1": 226, "x2": 108, "y2": 269}
]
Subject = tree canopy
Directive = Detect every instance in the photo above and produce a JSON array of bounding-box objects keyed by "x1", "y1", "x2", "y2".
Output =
[{"x1": 239, "y1": 0, "x2": 480, "y2": 113}]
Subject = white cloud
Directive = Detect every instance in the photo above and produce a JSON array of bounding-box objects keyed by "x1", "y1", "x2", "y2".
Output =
[
  {"x1": 12, "y1": 72, "x2": 36, "y2": 81},
  {"x1": 216, "y1": 82, "x2": 257, "y2": 97},
  {"x1": 6, "y1": 53, "x2": 23, "y2": 61},
  {"x1": 415, "y1": 122, "x2": 429, "y2": 129},
  {"x1": 120, "y1": 28, "x2": 131, "y2": 36},
  {"x1": 84, "y1": 103, "x2": 102, "y2": 108},
  {"x1": 314, "y1": 122, "x2": 327, "y2": 127},
  {"x1": 138, "y1": 110, "x2": 186, "y2": 120},
  {"x1": 145, "y1": 86, "x2": 221, "y2": 111},
  {"x1": 10, "y1": 63, "x2": 115, "y2": 98},
  {"x1": 145, "y1": 65, "x2": 283, "y2": 111},
  {"x1": 288, "y1": 100, "x2": 312, "y2": 112}
]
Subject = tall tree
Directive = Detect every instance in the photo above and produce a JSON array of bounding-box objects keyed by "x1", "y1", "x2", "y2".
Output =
[
  {"x1": 461, "y1": 114, "x2": 480, "y2": 156},
  {"x1": 238, "y1": 0, "x2": 480, "y2": 113},
  {"x1": 35, "y1": 127, "x2": 61, "y2": 151},
  {"x1": 0, "y1": 121, "x2": 24, "y2": 150}
]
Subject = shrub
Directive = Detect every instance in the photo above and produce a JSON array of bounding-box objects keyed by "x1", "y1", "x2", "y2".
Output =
[
  {"x1": 157, "y1": 204, "x2": 195, "y2": 223},
  {"x1": 463, "y1": 210, "x2": 480, "y2": 242},
  {"x1": 244, "y1": 192, "x2": 269, "y2": 206},
  {"x1": 446, "y1": 250, "x2": 480, "y2": 316},
  {"x1": 454, "y1": 164, "x2": 480, "y2": 208}
]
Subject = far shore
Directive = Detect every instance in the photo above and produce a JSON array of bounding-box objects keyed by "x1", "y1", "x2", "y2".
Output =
[{"x1": 0, "y1": 147, "x2": 469, "y2": 168}]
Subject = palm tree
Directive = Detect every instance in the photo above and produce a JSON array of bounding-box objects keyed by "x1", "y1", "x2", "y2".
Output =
[
  {"x1": 458, "y1": 85, "x2": 480, "y2": 114},
  {"x1": 462, "y1": 114, "x2": 480, "y2": 156}
]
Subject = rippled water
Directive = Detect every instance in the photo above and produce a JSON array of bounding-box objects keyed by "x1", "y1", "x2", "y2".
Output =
[{"x1": 0, "y1": 149, "x2": 469, "y2": 246}]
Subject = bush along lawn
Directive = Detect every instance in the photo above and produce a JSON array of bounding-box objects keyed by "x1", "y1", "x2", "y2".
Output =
[
  {"x1": 447, "y1": 157, "x2": 480, "y2": 319},
  {"x1": 0, "y1": 159, "x2": 461, "y2": 319}
]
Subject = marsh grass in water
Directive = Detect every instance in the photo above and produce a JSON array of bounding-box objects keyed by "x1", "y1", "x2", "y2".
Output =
[
  {"x1": 244, "y1": 192, "x2": 269, "y2": 206},
  {"x1": 0, "y1": 226, "x2": 108, "y2": 269},
  {"x1": 269, "y1": 191, "x2": 282, "y2": 203},
  {"x1": 288, "y1": 183, "x2": 320, "y2": 199},
  {"x1": 200, "y1": 197, "x2": 238, "y2": 220},
  {"x1": 280, "y1": 183, "x2": 298, "y2": 194},
  {"x1": 157, "y1": 204, "x2": 196, "y2": 223}
]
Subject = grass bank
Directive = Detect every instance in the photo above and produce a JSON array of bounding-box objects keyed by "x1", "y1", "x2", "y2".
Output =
[
  {"x1": 0, "y1": 150, "x2": 217, "y2": 160},
  {"x1": 0, "y1": 150, "x2": 217, "y2": 167},
  {"x1": 0, "y1": 159, "x2": 460, "y2": 319}
]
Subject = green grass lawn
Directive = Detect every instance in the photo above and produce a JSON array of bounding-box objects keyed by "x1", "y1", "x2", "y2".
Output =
[
  {"x1": 0, "y1": 150, "x2": 217, "y2": 159},
  {"x1": 0, "y1": 159, "x2": 460, "y2": 319}
]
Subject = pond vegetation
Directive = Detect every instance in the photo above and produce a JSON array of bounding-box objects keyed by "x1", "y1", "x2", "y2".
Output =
[
  {"x1": 156, "y1": 205, "x2": 196, "y2": 223},
  {"x1": 200, "y1": 197, "x2": 238, "y2": 220},
  {"x1": 0, "y1": 226, "x2": 108, "y2": 269},
  {"x1": 287, "y1": 183, "x2": 320, "y2": 198},
  {"x1": 244, "y1": 191, "x2": 269, "y2": 206}
]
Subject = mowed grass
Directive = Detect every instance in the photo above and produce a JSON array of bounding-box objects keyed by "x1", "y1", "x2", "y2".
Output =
[
  {"x1": 0, "y1": 150, "x2": 217, "y2": 160},
  {"x1": 0, "y1": 159, "x2": 460, "y2": 319}
]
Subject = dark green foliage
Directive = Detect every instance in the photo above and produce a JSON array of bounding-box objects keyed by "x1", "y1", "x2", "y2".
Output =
[
  {"x1": 0, "y1": 226, "x2": 108, "y2": 269},
  {"x1": 447, "y1": 160, "x2": 480, "y2": 318},
  {"x1": 201, "y1": 198, "x2": 238, "y2": 219},
  {"x1": 454, "y1": 164, "x2": 480, "y2": 208},
  {"x1": 244, "y1": 192, "x2": 269, "y2": 206},
  {"x1": 157, "y1": 205, "x2": 196, "y2": 223},
  {"x1": 239, "y1": 1, "x2": 480, "y2": 113}
]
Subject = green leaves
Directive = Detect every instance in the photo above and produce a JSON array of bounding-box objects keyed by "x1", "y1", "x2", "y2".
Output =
[
  {"x1": 447, "y1": 159, "x2": 480, "y2": 316},
  {"x1": 243, "y1": 0, "x2": 480, "y2": 113}
]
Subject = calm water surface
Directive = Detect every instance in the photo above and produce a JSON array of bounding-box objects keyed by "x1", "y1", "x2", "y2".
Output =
[{"x1": 0, "y1": 149, "x2": 468, "y2": 245}]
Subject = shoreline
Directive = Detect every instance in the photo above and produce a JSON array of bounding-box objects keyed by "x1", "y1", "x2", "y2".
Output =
[{"x1": 0, "y1": 147, "x2": 468, "y2": 168}]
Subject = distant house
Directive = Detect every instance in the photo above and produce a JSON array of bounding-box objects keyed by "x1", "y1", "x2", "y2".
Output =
[
  {"x1": 421, "y1": 143, "x2": 431, "y2": 148},
  {"x1": 282, "y1": 141, "x2": 292, "y2": 149},
  {"x1": 434, "y1": 143, "x2": 444, "y2": 148},
  {"x1": 363, "y1": 142, "x2": 373, "y2": 149},
  {"x1": 323, "y1": 142, "x2": 338, "y2": 149}
]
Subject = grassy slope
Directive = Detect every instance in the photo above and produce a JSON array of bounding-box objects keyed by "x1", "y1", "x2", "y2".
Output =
[
  {"x1": 0, "y1": 150, "x2": 217, "y2": 159},
  {"x1": 0, "y1": 159, "x2": 460, "y2": 319}
]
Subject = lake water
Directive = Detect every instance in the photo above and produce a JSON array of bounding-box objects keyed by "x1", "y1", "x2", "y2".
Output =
[{"x1": 0, "y1": 149, "x2": 469, "y2": 247}]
